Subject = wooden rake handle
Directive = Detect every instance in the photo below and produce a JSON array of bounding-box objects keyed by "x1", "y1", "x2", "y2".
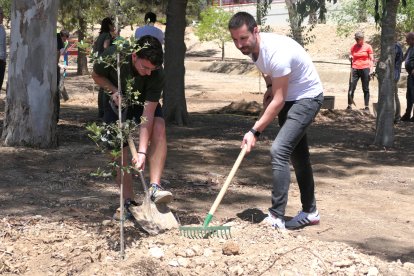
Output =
[{"x1": 208, "y1": 145, "x2": 247, "y2": 216}]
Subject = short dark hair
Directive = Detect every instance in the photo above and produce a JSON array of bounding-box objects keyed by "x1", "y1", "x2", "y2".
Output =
[
  {"x1": 136, "y1": 35, "x2": 163, "y2": 67},
  {"x1": 60, "y1": 30, "x2": 70, "y2": 38},
  {"x1": 144, "y1": 12, "x2": 157, "y2": 23},
  {"x1": 100, "y1": 17, "x2": 113, "y2": 34},
  {"x1": 228, "y1": 12, "x2": 257, "y2": 33}
]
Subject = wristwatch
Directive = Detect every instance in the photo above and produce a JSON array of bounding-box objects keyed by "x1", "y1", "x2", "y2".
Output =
[{"x1": 250, "y1": 128, "x2": 261, "y2": 138}]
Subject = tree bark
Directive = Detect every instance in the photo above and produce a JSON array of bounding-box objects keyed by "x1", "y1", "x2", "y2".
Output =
[
  {"x1": 374, "y1": 0, "x2": 400, "y2": 147},
  {"x1": 77, "y1": 0, "x2": 89, "y2": 75},
  {"x1": 221, "y1": 40, "x2": 225, "y2": 61},
  {"x1": 357, "y1": 0, "x2": 368, "y2": 23},
  {"x1": 285, "y1": 0, "x2": 303, "y2": 46},
  {"x1": 2, "y1": 0, "x2": 58, "y2": 147},
  {"x1": 163, "y1": 0, "x2": 189, "y2": 126}
]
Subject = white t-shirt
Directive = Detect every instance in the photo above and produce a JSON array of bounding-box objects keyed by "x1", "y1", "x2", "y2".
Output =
[
  {"x1": 253, "y1": 33, "x2": 323, "y2": 101},
  {"x1": 134, "y1": 25, "x2": 164, "y2": 45}
]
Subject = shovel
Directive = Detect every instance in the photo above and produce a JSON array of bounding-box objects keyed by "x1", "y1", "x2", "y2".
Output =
[{"x1": 127, "y1": 137, "x2": 178, "y2": 235}]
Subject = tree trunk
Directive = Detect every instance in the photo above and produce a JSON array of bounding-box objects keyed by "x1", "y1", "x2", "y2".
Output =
[
  {"x1": 221, "y1": 40, "x2": 225, "y2": 61},
  {"x1": 1, "y1": 0, "x2": 58, "y2": 147},
  {"x1": 77, "y1": 0, "x2": 89, "y2": 75},
  {"x1": 357, "y1": 0, "x2": 368, "y2": 23},
  {"x1": 374, "y1": 0, "x2": 400, "y2": 147},
  {"x1": 163, "y1": 0, "x2": 189, "y2": 126},
  {"x1": 256, "y1": 0, "x2": 262, "y2": 24},
  {"x1": 285, "y1": 0, "x2": 303, "y2": 46},
  {"x1": 308, "y1": 12, "x2": 318, "y2": 25}
]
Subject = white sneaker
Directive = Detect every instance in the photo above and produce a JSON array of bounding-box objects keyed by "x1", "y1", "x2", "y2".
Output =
[
  {"x1": 149, "y1": 184, "x2": 173, "y2": 204},
  {"x1": 262, "y1": 212, "x2": 285, "y2": 229},
  {"x1": 285, "y1": 210, "x2": 320, "y2": 229}
]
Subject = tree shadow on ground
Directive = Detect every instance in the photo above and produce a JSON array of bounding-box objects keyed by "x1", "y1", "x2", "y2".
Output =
[
  {"x1": 186, "y1": 49, "x2": 219, "y2": 57},
  {"x1": 349, "y1": 238, "x2": 414, "y2": 263},
  {"x1": 1, "y1": 101, "x2": 414, "y2": 261},
  {"x1": 201, "y1": 60, "x2": 257, "y2": 75}
]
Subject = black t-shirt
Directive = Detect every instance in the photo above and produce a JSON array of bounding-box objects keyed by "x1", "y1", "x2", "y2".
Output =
[
  {"x1": 57, "y1": 33, "x2": 64, "y2": 51},
  {"x1": 93, "y1": 44, "x2": 164, "y2": 104}
]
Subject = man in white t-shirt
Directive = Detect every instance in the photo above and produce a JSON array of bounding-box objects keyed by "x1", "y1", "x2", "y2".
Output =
[
  {"x1": 228, "y1": 12, "x2": 324, "y2": 230},
  {"x1": 135, "y1": 12, "x2": 164, "y2": 45}
]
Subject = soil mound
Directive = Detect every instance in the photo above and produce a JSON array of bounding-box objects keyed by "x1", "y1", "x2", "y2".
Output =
[{"x1": 217, "y1": 100, "x2": 262, "y2": 116}]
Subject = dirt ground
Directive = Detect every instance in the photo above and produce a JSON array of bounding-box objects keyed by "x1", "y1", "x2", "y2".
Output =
[{"x1": 1, "y1": 24, "x2": 414, "y2": 275}]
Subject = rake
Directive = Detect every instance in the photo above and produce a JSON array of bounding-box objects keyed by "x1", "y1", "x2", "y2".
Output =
[{"x1": 179, "y1": 146, "x2": 247, "y2": 239}]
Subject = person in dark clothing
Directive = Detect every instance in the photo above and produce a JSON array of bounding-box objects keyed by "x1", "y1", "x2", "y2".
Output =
[
  {"x1": 56, "y1": 30, "x2": 69, "y2": 122},
  {"x1": 401, "y1": 32, "x2": 414, "y2": 122},
  {"x1": 93, "y1": 17, "x2": 115, "y2": 118},
  {"x1": 0, "y1": 8, "x2": 7, "y2": 92},
  {"x1": 394, "y1": 42, "x2": 403, "y2": 123}
]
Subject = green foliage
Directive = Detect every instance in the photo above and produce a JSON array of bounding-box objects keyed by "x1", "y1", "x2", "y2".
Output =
[
  {"x1": 257, "y1": 0, "x2": 273, "y2": 32},
  {"x1": 0, "y1": 0, "x2": 11, "y2": 25},
  {"x1": 195, "y1": 7, "x2": 232, "y2": 56},
  {"x1": 287, "y1": 23, "x2": 316, "y2": 49},
  {"x1": 330, "y1": 0, "x2": 410, "y2": 37},
  {"x1": 87, "y1": 120, "x2": 137, "y2": 155},
  {"x1": 328, "y1": 0, "x2": 376, "y2": 37},
  {"x1": 397, "y1": 0, "x2": 414, "y2": 33},
  {"x1": 187, "y1": 0, "x2": 205, "y2": 23},
  {"x1": 286, "y1": 0, "x2": 327, "y2": 47},
  {"x1": 59, "y1": 1, "x2": 109, "y2": 34},
  {"x1": 86, "y1": 119, "x2": 138, "y2": 177}
]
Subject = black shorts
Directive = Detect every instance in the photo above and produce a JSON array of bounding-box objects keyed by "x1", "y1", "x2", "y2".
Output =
[
  {"x1": 103, "y1": 101, "x2": 163, "y2": 124},
  {"x1": 101, "y1": 101, "x2": 163, "y2": 150}
]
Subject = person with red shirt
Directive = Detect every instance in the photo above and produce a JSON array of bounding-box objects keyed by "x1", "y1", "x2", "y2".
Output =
[{"x1": 347, "y1": 31, "x2": 374, "y2": 113}]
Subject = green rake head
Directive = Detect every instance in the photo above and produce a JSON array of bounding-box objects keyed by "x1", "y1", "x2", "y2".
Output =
[{"x1": 179, "y1": 225, "x2": 231, "y2": 239}]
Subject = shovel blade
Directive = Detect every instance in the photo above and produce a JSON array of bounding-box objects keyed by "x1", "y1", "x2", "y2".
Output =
[{"x1": 129, "y1": 198, "x2": 178, "y2": 235}]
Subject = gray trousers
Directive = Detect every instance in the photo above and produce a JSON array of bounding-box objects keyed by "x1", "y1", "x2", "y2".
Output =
[{"x1": 269, "y1": 93, "x2": 323, "y2": 218}]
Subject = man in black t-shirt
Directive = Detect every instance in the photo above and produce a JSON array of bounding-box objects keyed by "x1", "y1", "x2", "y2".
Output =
[{"x1": 92, "y1": 36, "x2": 172, "y2": 219}]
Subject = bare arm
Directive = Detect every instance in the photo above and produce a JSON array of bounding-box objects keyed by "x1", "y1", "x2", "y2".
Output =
[
  {"x1": 103, "y1": 38, "x2": 111, "y2": 50},
  {"x1": 91, "y1": 70, "x2": 120, "y2": 104},
  {"x1": 242, "y1": 74, "x2": 289, "y2": 152},
  {"x1": 133, "y1": 101, "x2": 158, "y2": 170}
]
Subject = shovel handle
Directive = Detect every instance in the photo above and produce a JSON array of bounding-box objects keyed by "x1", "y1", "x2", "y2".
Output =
[
  {"x1": 127, "y1": 136, "x2": 138, "y2": 160},
  {"x1": 127, "y1": 136, "x2": 149, "y2": 192},
  {"x1": 207, "y1": 145, "x2": 247, "y2": 217}
]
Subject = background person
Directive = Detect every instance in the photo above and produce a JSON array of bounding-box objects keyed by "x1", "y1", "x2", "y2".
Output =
[
  {"x1": 135, "y1": 12, "x2": 164, "y2": 45},
  {"x1": 228, "y1": 12, "x2": 323, "y2": 230},
  {"x1": 394, "y1": 41, "x2": 403, "y2": 123},
  {"x1": 347, "y1": 31, "x2": 374, "y2": 113},
  {"x1": 401, "y1": 32, "x2": 414, "y2": 122},
  {"x1": 56, "y1": 30, "x2": 69, "y2": 122},
  {"x1": 0, "y1": 7, "x2": 6, "y2": 92},
  {"x1": 93, "y1": 17, "x2": 115, "y2": 118}
]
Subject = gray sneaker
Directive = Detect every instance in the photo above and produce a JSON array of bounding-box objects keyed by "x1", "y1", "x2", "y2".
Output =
[
  {"x1": 149, "y1": 184, "x2": 173, "y2": 204},
  {"x1": 285, "y1": 210, "x2": 320, "y2": 229}
]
